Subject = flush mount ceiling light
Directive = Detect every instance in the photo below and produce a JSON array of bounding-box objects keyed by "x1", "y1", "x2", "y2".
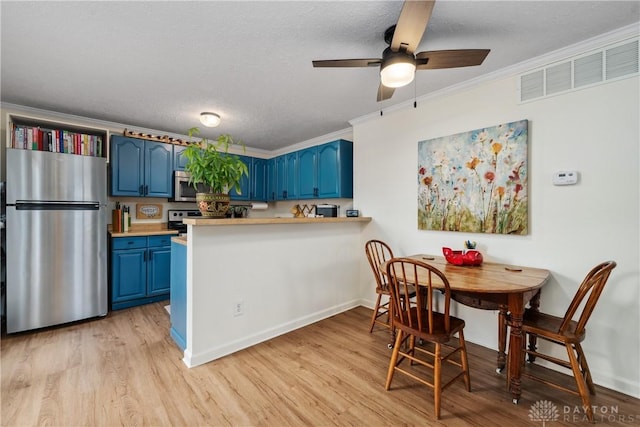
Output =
[
  {"x1": 199, "y1": 112, "x2": 221, "y2": 127},
  {"x1": 380, "y1": 48, "x2": 416, "y2": 88}
]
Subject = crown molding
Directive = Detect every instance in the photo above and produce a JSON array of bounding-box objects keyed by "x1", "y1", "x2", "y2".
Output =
[{"x1": 350, "y1": 22, "x2": 640, "y2": 126}]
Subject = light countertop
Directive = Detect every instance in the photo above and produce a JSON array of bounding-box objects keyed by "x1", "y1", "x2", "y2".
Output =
[
  {"x1": 109, "y1": 223, "x2": 179, "y2": 237},
  {"x1": 171, "y1": 235, "x2": 187, "y2": 245},
  {"x1": 183, "y1": 216, "x2": 372, "y2": 226}
]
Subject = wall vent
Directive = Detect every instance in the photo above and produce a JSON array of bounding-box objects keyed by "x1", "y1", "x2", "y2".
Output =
[{"x1": 519, "y1": 37, "x2": 639, "y2": 103}]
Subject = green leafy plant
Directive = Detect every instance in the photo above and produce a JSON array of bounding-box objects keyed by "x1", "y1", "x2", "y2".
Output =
[{"x1": 182, "y1": 127, "x2": 249, "y2": 194}]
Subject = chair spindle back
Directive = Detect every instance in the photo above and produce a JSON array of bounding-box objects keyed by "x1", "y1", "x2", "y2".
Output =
[
  {"x1": 365, "y1": 240, "x2": 394, "y2": 292},
  {"x1": 386, "y1": 257, "x2": 452, "y2": 335},
  {"x1": 559, "y1": 260, "x2": 617, "y2": 335}
]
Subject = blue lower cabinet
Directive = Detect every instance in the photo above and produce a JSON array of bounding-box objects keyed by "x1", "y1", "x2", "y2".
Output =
[
  {"x1": 170, "y1": 241, "x2": 187, "y2": 350},
  {"x1": 111, "y1": 235, "x2": 172, "y2": 310}
]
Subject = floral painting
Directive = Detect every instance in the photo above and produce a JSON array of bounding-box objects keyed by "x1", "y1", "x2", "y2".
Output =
[{"x1": 418, "y1": 120, "x2": 528, "y2": 234}]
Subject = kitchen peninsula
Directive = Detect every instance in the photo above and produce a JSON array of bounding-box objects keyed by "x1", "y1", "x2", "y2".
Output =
[{"x1": 172, "y1": 216, "x2": 371, "y2": 367}]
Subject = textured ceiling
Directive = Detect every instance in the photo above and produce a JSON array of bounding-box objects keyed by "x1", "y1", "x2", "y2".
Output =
[{"x1": 1, "y1": 1, "x2": 639, "y2": 151}]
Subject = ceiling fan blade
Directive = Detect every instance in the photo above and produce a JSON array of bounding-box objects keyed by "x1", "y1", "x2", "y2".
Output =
[
  {"x1": 415, "y1": 49, "x2": 490, "y2": 69},
  {"x1": 312, "y1": 58, "x2": 381, "y2": 68},
  {"x1": 377, "y1": 83, "x2": 395, "y2": 102},
  {"x1": 390, "y1": 0, "x2": 435, "y2": 54}
]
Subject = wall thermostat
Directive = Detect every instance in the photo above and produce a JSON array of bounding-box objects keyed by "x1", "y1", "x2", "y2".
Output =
[
  {"x1": 552, "y1": 171, "x2": 578, "y2": 186},
  {"x1": 346, "y1": 209, "x2": 359, "y2": 217}
]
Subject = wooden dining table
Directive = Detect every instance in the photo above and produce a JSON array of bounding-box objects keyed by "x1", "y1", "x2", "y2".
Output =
[{"x1": 383, "y1": 254, "x2": 551, "y2": 404}]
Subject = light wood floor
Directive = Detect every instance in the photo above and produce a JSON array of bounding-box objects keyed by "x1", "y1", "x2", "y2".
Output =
[{"x1": 2, "y1": 303, "x2": 638, "y2": 426}]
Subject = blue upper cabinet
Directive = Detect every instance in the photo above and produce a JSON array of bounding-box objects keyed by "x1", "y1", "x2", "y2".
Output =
[
  {"x1": 272, "y1": 153, "x2": 298, "y2": 200},
  {"x1": 110, "y1": 135, "x2": 173, "y2": 197},
  {"x1": 267, "y1": 158, "x2": 277, "y2": 201},
  {"x1": 298, "y1": 147, "x2": 318, "y2": 199},
  {"x1": 296, "y1": 139, "x2": 353, "y2": 199},
  {"x1": 274, "y1": 155, "x2": 287, "y2": 200},
  {"x1": 173, "y1": 145, "x2": 189, "y2": 171},
  {"x1": 285, "y1": 152, "x2": 299, "y2": 200},
  {"x1": 251, "y1": 157, "x2": 268, "y2": 201},
  {"x1": 145, "y1": 141, "x2": 173, "y2": 197},
  {"x1": 317, "y1": 139, "x2": 353, "y2": 198},
  {"x1": 110, "y1": 136, "x2": 144, "y2": 196}
]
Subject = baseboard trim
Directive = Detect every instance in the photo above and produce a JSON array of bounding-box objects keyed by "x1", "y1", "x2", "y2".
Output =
[{"x1": 183, "y1": 299, "x2": 361, "y2": 368}]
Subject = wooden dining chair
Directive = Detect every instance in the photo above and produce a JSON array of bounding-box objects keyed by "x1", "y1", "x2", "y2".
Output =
[
  {"x1": 364, "y1": 239, "x2": 415, "y2": 334},
  {"x1": 518, "y1": 260, "x2": 617, "y2": 423},
  {"x1": 384, "y1": 257, "x2": 471, "y2": 419}
]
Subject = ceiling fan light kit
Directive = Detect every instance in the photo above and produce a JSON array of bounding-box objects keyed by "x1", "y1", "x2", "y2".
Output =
[
  {"x1": 199, "y1": 112, "x2": 221, "y2": 127},
  {"x1": 312, "y1": 0, "x2": 490, "y2": 102},
  {"x1": 380, "y1": 48, "x2": 416, "y2": 88}
]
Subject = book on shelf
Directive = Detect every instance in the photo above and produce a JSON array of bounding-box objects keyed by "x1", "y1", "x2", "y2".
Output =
[{"x1": 9, "y1": 123, "x2": 104, "y2": 157}]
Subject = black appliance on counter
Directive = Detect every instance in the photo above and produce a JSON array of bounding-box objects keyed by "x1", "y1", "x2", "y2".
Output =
[
  {"x1": 316, "y1": 204, "x2": 339, "y2": 217},
  {"x1": 167, "y1": 209, "x2": 201, "y2": 235}
]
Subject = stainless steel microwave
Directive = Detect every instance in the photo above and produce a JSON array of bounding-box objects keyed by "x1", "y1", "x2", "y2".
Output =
[{"x1": 171, "y1": 170, "x2": 207, "y2": 202}]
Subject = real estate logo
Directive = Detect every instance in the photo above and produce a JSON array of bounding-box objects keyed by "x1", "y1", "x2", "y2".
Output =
[{"x1": 529, "y1": 400, "x2": 559, "y2": 426}]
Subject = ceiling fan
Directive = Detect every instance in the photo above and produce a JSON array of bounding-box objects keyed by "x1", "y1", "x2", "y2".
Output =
[{"x1": 312, "y1": 0, "x2": 490, "y2": 102}]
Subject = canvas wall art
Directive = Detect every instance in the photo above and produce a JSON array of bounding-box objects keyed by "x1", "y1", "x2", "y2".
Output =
[{"x1": 418, "y1": 119, "x2": 528, "y2": 235}]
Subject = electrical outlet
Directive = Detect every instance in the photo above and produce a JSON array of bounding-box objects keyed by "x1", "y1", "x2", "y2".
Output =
[{"x1": 233, "y1": 300, "x2": 245, "y2": 317}]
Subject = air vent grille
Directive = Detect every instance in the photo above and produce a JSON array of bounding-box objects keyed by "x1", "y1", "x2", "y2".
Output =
[
  {"x1": 519, "y1": 37, "x2": 638, "y2": 103},
  {"x1": 606, "y1": 39, "x2": 639, "y2": 79},
  {"x1": 574, "y1": 52, "x2": 603, "y2": 88}
]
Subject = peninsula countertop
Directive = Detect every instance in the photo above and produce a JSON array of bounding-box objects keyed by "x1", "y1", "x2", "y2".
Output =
[
  {"x1": 109, "y1": 223, "x2": 179, "y2": 237},
  {"x1": 182, "y1": 216, "x2": 372, "y2": 226}
]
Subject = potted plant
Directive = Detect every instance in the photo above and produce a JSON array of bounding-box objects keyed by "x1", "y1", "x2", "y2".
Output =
[{"x1": 182, "y1": 127, "x2": 249, "y2": 218}]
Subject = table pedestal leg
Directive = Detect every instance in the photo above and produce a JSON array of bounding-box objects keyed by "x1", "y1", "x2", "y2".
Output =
[
  {"x1": 527, "y1": 291, "x2": 541, "y2": 362},
  {"x1": 507, "y1": 294, "x2": 525, "y2": 404},
  {"x1": 497, "y1": 304, "x2": 508, "y2": 373}
]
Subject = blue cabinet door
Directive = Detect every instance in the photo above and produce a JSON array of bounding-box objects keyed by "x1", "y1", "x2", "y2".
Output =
[
  {"x1": 173, "y1": 145, "x2": 189, "y2": 171},
  {"x1": 112, "y1": 248, "x2": 146, "y2": 302},
  {"x1": 229, "y1": 155, "x2": 251, "y2": 201},
  {"x1": 285, "y1": 151, "x2": 299, "y2": 200},
  {"x1": 251, "y1": 158, "x2": 268, "y2": 201},
  {"x1": 267, "y1": 158, "x2": 277, "y2": 201},
  {"x1": 274, "y1": 155, "x2": 287, "y2": 200},
  {"x1": 318, "y1": 140, "x2": 353, "y2": 198},
  {"x1": 148, "y1": 246, "x2": 171, "y2": 295},
  {"x1": 110, "y1": 136, "x2": 144, "y2": 196},
  {"x1": 298, "y1": 147, "x2": 318, "y2": 199},
  {"x1": 145, "y1": 141, "x2": 173, "y2": 197}
]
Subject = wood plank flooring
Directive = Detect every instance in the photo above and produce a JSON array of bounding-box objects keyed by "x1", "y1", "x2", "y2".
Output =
[{"x1": 2, "y1": 303, "x2": 638, "y2": 426}]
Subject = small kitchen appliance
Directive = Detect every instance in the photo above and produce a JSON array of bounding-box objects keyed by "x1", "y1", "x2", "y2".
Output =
[
  {"x1": 316, "y1": 204, "x2": 339, "y2": 217},
  {"x1": 171, "y1": 171, "x2": 207, "y2": 202}
]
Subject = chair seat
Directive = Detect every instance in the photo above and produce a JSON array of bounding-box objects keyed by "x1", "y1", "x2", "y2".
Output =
[
  {"x1": 522, "y1": 308, "x2": 585, "y2": 344},
  {"x1": 380, "y1": 283, "x2": 417, "y2": 297},
  {"x1": 394, "y1": 308, "x2": 466, "y2": 344}
]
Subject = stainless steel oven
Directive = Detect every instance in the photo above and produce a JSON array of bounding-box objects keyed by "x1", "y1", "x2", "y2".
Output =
[{"x1": 171, "y1": 170, "x2": 207, "y2": 202}]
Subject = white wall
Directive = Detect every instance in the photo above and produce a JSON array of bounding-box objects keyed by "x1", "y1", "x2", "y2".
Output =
[
  {"x1": 352, "y1": 73, "x2": 640, "y2": 398},
  {"x1": 185, "y1": 221, "x2": 367, "y2": 367}
]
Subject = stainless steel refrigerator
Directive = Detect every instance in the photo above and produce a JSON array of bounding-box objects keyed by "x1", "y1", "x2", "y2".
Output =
[{"x1": 5, "y1": 148, "x2": 108, "y2": 333}]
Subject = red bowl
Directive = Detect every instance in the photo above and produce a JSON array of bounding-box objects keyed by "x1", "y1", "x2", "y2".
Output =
[{"x1": 442, "y1": 247, "x2": 483, "y2": 266}]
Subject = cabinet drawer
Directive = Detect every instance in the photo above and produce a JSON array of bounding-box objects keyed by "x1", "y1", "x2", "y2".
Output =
[
  {"x1": 148, "y1": 235, "x2": 172, "y2": 247},
  {"x1": 112, "y1": 236, "x2": 147, "y2": 250}
]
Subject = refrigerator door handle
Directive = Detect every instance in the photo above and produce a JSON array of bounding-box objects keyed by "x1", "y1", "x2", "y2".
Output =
[{"x1": 15, "y1": 201, "x2": 100, "y2": 211}]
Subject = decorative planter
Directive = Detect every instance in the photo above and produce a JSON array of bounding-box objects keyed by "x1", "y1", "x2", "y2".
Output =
[{"x1": 196, "y1": 193, "x2": 230, "y2": 218}]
